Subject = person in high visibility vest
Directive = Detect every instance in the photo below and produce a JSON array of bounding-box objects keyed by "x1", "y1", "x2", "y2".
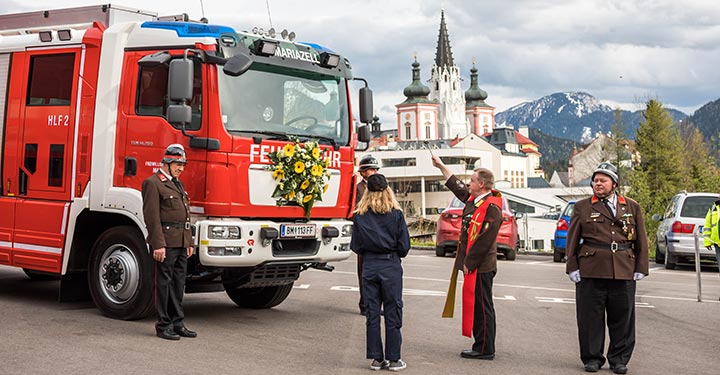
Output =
[{"x1": 702, "y1": 200, "x2": 720, "y2": 301}]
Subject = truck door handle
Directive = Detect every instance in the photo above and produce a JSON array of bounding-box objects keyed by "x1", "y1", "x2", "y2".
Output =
[{"x1": 124, "y1": 157, "x2": 137, "y2": 176}]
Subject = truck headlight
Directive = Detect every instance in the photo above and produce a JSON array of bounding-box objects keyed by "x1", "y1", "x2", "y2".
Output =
[
  {"x1": 341, "y1": 224, "x2": 352, "y2": 237},
  {"x1": 208, "y1": 225, "x2": 241, "y2": 239}
]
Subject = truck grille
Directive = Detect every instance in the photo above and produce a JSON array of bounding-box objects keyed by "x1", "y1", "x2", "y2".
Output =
[{"x1": 272, "y1": 239, "x2": 320, "y2": 257}]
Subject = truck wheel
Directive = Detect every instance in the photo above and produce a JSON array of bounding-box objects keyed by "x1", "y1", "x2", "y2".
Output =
[
  {"x1": 435, "y1": 246, "x2": 446, "y2": 257},
  {"x1": 23, "y1": 268, "x2": 60, "y2": 281},
  {"x1": 88, "y1": 226, "x2": 155, "y2": 320},
  {"x1": 225, "y1": 283, "x2": 294, "y2": 309},
  {"x1": 505, "y1": 248, "x2": 516, "y2": 261}
]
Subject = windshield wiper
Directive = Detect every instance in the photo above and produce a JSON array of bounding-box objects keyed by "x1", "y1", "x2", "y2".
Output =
[
  {"x1": 230, "y1": 130, "x2": 290, "y2": 142},
  {"x1": 289, "y1": 133, "x2": 339, "y2": 151}
]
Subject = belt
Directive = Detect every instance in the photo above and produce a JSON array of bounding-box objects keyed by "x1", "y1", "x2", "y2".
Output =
[
  {"x1": 162, "y1": 221, "x2": 191, "y2": 230},
  {"x1": 583, "y1": 241, "x2": 631, "y2": 251},
  {"x1": 362, "y1": 252, "x2": 399, "y2": 260}
]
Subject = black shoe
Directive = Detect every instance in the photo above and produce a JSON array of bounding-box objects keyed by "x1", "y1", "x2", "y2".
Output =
[
  {"x1": 156, "y1": 328, "x2": 180, "y2": 340},
  {"x1": 584, "y1": 362, "x2": 600, "y2": 372},
  {"x1": 174, "y1": 326, "x2": 197, "y2": 338},
  {"x1": 611, "y1": 364, "x2": 628, "y2": 374},
  {"x1": 460, "y1": 350, "x2": 494, "y2": 360}
]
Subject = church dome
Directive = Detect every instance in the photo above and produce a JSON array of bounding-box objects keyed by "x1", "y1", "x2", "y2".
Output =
[
  {"x1": 465, "y1": 65, "x2": 489, "y2": 107},
  {"x1": 402, "y1": 58, "x2": 431, "y2": 104}
]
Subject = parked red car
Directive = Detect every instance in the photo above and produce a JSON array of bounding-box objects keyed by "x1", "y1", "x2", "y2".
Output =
[{"x1": 435, "y1": 196, "x2": 518, "y2": 260}]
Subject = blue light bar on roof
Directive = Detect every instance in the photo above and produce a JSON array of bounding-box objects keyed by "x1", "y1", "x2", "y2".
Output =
[{"x1": 141, "y1": 21, "x2": 235, "y2": 38}]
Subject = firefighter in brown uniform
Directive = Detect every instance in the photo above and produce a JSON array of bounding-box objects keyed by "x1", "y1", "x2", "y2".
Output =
[
  {"x1": 566, "y1": 162, "x2": 648, "y2": 374},
  {"x1": 142, "y1": 144, "x2": 196, "y2": 340},
  {"x1": 355, "y1": 155, "x2": 380, "y2": 316},
  {"x1": 432, "y1": 156, "x2": 503, "y2": 360}
]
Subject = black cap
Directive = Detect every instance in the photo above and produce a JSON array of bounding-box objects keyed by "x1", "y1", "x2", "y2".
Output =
[{"x1": 367, "y1": 174, "x2": 388, "y2": 192}]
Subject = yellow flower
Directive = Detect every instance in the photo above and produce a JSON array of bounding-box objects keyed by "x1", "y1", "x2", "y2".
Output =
[
  {"x1": 324, "y1": 158, "x2": 330, "y2": 167},
  {"x1": 288, "y1": 191, "x2": 295, "y2": 200},
  {"x1": 312, "y1": 148, "x2": 320, "y2": 159},
  {"x1": 323, "y1": 184, "x2": 329, "y2": 193},
  {"x1": 283, "y1": 144, "x2": 295, "y2": 158},
  {"x1": 301, "y1": 180, "x2": 310, "y2": 190},
  {"x1": 303, "y1": 194, "x2": 313, "y2": 203},
  {"x1": 294, "y1": 161, "x2": 305, "y2": 173},
  {"x1": 272, "y1": 168, "x2": 285, "y2": 180},
  {"x1": 311, "y1": 165, "x2": 323, "y2": 177}
]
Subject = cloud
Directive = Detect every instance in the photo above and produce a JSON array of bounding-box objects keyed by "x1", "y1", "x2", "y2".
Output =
[{"x1": 3, "y1": 0, "x2": 717, "y2": 127}]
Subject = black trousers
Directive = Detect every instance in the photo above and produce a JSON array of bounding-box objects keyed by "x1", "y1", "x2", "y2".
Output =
[
  {"x1": 576, "y1": 278, "x2": 636, "y2": 367},
  {"x1": 155, "y1": 247, "x2": 187, "y2": 330},
  {"x1": 472, "y1": 270, "x2": 496, "y2": 355}
]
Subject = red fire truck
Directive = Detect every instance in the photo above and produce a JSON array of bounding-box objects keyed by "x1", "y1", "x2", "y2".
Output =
[{"x1": 0, "y1": 5, "x2": 373, "y2": 320}]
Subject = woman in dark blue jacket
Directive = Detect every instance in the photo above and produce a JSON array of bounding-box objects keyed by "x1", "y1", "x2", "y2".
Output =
[{"x1": 351, "y1": 173, "x2": 410, "y2": 371}]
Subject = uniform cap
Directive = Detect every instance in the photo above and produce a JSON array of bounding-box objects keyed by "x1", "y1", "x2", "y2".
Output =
[
  {"x1": 162, "y1": 143, "x2": 187, "y2": 165},
  {"x1": 592, "y1": 161, "x2": 618, "y2": 184},
  {"x1": 367, "y1": 174, "x2": 388, "y2": 192},
  {"x1": 358, "y1": 155, "x2": 380, "y2": 171}
]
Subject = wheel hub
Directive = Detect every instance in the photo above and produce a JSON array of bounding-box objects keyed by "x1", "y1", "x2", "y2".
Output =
[{"x1": 98, "y1": 245, "x2": 140, "y2": 304}]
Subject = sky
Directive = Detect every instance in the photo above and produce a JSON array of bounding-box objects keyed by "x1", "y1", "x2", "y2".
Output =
[{"x1": 3, "y1": 0, "x2": 719, "y2": 128}]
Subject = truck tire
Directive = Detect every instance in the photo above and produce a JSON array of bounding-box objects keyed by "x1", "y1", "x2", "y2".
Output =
[
  {"x1": 23, "y1": 268, "x2": 60, "y2": 281},
  {"x1": 225, "y1": 283, "x2": 294, "y2": 309},
  {"x1": 435, "y1": 246, "x2": 446, "y2": 257},
  {"x1": 88, "y1": 226, "x2": 155, "y2": 320}
]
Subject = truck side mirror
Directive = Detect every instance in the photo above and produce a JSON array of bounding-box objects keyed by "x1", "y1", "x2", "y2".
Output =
[
  {"x1": 358, "y1": 87, "x2": 373, "y2": 124},
  {"x1": 357, "y1": 124, "x2": 371, "y2": 143},
  {"x1": 223, "y1": 53, "x2": 253, "y2": 77},
  {"x1": 168, "y1": 59, "x2": 193, "y2": 102}
]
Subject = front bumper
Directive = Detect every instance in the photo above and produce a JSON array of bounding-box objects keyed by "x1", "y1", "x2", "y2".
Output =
[{"x1": 194, "y1": 218, "x2": 353, "y2": 267}]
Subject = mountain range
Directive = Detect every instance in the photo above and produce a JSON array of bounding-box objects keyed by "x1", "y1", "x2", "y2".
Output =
[{"x1": 495, "y1": 92, "x2": 688, "y2": 143}]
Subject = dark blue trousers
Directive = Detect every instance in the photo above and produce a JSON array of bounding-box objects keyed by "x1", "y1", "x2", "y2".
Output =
[{"x1": 361, "y1": 253, "x2": 403, "y2": 362}]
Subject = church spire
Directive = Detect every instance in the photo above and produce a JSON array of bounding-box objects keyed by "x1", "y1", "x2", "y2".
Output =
[
  {"x1": 465, "y1": 61, "x2": 489, "y2": 108},
  {"x1": 434, "y1": 9, "x2": 454, "y2": 68}
]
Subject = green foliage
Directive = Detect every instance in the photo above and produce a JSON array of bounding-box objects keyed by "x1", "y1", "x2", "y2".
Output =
[
  {"x1": 629, "y1": 99, "x2": 685, "y2": 249},
  {"x1": 267, "y1": 139, "x2": 331, "y2": 218}
]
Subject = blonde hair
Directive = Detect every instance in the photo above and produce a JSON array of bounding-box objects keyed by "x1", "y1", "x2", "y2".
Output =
[{"x1": 356, "y1": 187, "x2": 401, "y2": 215}]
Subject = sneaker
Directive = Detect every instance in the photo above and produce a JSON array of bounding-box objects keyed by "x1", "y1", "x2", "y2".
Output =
[
  {"x1": 388, "y1": 359, "x2": 407, "y2": 372},
  {"x1": 370, "y1": 359, "x2": 389, "y2": 371}
]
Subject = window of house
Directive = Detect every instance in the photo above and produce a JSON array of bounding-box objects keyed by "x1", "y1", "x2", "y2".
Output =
[
  {"x1": 26, "y1": 54, "x2": 74, "y2": 106},
  {"x1": 404, "y1": 122, "x2": 411, "y2": 139}
]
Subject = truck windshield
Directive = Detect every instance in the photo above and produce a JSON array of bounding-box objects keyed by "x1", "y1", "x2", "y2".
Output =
[{"x1": 218, "y1": 64, "x2": 350, "y2": 146}]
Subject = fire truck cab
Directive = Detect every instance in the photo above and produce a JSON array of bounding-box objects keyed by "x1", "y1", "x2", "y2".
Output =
[{"x1": 0, "y1": 5, "x2": 373, "y2": 320}]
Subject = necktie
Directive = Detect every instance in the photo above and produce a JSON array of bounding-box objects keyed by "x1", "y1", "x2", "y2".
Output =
[
  {"x1": 602, "y1": 198, "x2": 614, "y2": 216},
  {"x1": 172, "y1": 178, "x2": 184, "y2": 194}
]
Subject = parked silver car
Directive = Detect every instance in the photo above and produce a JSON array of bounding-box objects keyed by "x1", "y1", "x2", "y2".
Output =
[{"x1": 652, "y1": 191, "x2": 720, "y2": 269}]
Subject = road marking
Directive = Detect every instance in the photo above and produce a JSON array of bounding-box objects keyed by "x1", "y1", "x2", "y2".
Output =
[
  {"x1": 293, "y1": 284, "x2": 310, "y2": 289},
  {"x1": 330, "y1": 286, "x2": 515, "y2": 299},
  {"x1": 535, "y1": 296, "x2": 655, "y2": 308}
]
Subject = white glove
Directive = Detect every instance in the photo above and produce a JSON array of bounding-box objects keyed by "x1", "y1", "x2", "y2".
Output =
[
  {"x1": 633, "y1": 272, "x2": 645, "y2": 281},
  {"x1": 569, "y1": 270, "x2": 581, "y2": 283}
]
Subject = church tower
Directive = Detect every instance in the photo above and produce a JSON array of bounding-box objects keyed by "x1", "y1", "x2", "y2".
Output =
[
  {"x1": 395, "y1": 57, "x2": 439, "y2": 140},
  {"x1": 465, "y1": 62, "x2": 496, "y2": 135},
  {"x1": 428, "y1": 9, "x2": 467, "y2": 139}
]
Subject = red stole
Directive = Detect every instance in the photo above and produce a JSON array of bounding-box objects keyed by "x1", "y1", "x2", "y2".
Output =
[{"x1": 462, "y1": 191, "x2": 502, "y2": 337}]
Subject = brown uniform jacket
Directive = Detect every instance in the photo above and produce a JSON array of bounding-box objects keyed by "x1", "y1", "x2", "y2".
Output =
[
  {"x1": 566, "y1": 194, "x2": 649, "y2": 280},
  {"x1": 142, "y1": 171, "x2": 192, "y2": 250},
  {"x1": 446, "y1": 175, "x2": 503, "y2": 274},
  {"x1": 356, "y1": 179, "x2": 367, "y2": 206}
]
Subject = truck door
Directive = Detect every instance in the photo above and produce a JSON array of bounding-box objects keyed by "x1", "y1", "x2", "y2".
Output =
[
  {"x1": 118, "y1": 53, "x2": 207, "y2": 201},
  {"x1": 0, "y1": 49, "x2": 80, "y2": 272}
]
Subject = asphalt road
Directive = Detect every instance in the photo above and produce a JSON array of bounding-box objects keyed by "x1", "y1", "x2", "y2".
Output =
[{"x1": 1, "y1": 252, "x2": 718, "y2": 375}]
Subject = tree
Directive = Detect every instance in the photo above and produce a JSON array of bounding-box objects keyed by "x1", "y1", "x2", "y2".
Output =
[
  {"x1": 628, "y1": 99, "x2": 685, "y2": 249},
  {"x1": 679, "y1": 125, "x2": 720, "y2": 192}
]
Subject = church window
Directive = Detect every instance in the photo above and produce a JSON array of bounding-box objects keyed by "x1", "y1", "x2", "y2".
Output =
[{"x1": 404, "y1": 122, "x2": 411, "y2": 140}]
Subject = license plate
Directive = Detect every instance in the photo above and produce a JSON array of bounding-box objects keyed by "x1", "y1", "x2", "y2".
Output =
[{"x1": 280, "y1": 224, "x2": 316, "y2": 238}]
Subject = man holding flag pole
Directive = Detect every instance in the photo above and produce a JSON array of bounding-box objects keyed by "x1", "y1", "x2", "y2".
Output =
[{"x1": 432, "y1": 156, "x2": 503, "y2": 360}]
